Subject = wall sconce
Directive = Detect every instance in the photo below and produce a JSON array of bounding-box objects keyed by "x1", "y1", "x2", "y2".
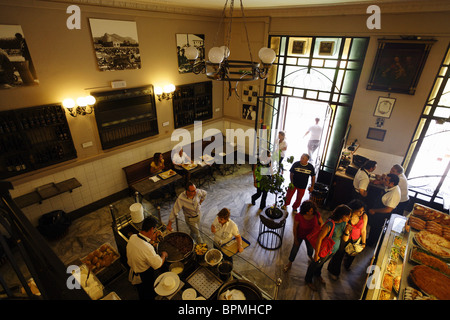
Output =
[
  {"x1": 62, "y1": 95, "x2": 96, "y2": 117},
  {"x1": 154, "y1": 84, "x2": 175, "y2": 101}
]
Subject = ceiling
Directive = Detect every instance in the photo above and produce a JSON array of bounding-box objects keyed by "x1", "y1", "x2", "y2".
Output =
[
  {"x1": 40, "y1": 0, "x2": 448, "y2": 16},
  {"x1": 129, "y1": 0, "x2": 380, "y2": 10},
  {"x1": 113, "y1": 0, "x2": 422, "y2": 10}
]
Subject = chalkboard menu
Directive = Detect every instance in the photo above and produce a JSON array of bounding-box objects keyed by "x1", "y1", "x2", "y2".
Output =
[
  {"x1": 0, "y1": 104, "x2": 77, "y2": 179},
  {"x1": 173, "y1": 81, "x2": 212, "y2": 128},
  {"x1": 92, "y1": 85, "x2": 159, "y2": 150}
]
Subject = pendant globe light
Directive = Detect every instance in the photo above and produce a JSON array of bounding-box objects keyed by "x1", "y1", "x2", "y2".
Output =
[{"x1": 185, "y1": 0, "x2": 276, "y2": 85}]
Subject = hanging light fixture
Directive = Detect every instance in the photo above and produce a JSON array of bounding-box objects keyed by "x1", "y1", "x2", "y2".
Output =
[{"x1": 184, "y1": 0, "x2": 276, "y2": 92}]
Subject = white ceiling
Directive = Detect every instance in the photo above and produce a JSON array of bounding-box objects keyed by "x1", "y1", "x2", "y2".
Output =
[{"x1": 125, "y1": 0, "x2": 417, "y2": 10}]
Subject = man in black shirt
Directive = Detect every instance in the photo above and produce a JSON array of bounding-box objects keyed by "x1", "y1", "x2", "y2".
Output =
[{"x1": 283, "y1": 153, "x2": 315, "y2": 214}]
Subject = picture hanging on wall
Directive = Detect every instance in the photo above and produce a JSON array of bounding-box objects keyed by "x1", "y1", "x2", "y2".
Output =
[
  {"x1": 367, "y1": 39, "x2": 435, "y2": 95},
  {"x1": 176, "y1": 34, "x2": 205, "y2": 73},
  {"x1": 373, "y1": 96, "x2": 396, "y2": 118},
  {"x1": 0, "y1": 24, "x2": 39, "y2": 89},
  {"x1": 241, "y1": 84, "x2": 259, "y2": 120},
  {"x1": 89, "y1": 19, "x2": 141, "y2": 71}
]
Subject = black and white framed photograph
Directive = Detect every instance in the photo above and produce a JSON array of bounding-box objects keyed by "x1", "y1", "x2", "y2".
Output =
[
  {"x1": 89, "y1": 18, "x2": 141, "y2": 71},
  {"x1": 373, "y1": 96, "x2": 396, "y2": 118},
  {"x1": 176, "y1": 34, "x2": 205, "y2": 73},
  {"x1": 242, "y1": 104, "x2": 256, "y2": 120},
  {"x1": 0, "y1": 24, "x2": 38, "y2": 89}
]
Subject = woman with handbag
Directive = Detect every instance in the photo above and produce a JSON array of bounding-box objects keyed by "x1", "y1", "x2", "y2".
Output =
[
  {"x1": 305, "y1": 204, "x2": 352, "y2": 291},
  {"x1": 327, "y1": 199, "x2": 367, "y2": 280},
  {"x1": 283, "y1": 200, "x2": 323, "y2": 272}
]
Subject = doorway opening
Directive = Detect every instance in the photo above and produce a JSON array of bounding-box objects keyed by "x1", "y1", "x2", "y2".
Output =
[{"x1": 282, "y1": 97, "x2": 331, "y2": 169}]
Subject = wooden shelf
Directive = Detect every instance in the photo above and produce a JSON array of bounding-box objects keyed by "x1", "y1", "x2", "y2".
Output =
[{"x1": 13, "y1": 177, "x2": 82, "y2": 208}]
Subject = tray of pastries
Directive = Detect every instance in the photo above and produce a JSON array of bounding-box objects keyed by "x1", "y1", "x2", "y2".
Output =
[
  {"x1": 409, "y1": 265, "x2": 450, "y2": 300},
  {"x1": 414, "y1": 230, "x2": 450, "y2": 260},
  {"x1": 409, "y1": 245, "x2": 450, "y2": 276},
  {"x1": 80, "y1": 243, "x2": 120, "y2": 274}
]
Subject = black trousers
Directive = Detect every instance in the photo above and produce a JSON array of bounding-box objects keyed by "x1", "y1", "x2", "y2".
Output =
[
  {"x1": 135, "y1": 267, "x2": 157, "y2": 300},
  {"x1": 251, "y1": 187, "x2": 268, "y2": 210}
]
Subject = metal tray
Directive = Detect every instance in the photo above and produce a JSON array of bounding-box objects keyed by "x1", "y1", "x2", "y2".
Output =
[{"x1": 186, "y1": 266, "x2": 223, "y2": 299}]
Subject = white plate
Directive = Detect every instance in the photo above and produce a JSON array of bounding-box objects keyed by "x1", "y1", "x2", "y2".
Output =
[{"x1": 182, "y1": 288, "x2": 197, "y2": 300}]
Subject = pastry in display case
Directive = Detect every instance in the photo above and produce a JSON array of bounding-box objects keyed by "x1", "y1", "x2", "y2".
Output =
[{"x1": 362, "y1": 205, "x2": 450, "y2": 301}]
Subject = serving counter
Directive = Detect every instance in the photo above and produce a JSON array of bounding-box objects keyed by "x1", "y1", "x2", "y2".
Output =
[{"x1": 362, "y1": 204, "x2": 450, "y2": 300}]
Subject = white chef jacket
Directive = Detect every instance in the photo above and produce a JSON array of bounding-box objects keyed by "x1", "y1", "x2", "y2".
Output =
[
  {"x1": 398, "y1": 173, "x2": 409, "y2": 202},
  {"x1": 353, "y1": 168, "x2": 370, "y2": 193},
  {"x1": 382, "y1": 185, "x2": 401, "y2": 209},
  {"x1": 126, "y1": 233, "x2": 163, "y2": 274}
]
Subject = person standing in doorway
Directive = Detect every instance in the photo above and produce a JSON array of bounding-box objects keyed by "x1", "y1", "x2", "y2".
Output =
[
  {"x1": 282, "y1": 153, "x2": 315, "y2": 214},
  {"x1": 304, "y1": 118, "x2": 322, "y2": 159},
  {"x1": 274, "y1": 131, "x2": 288, "y2": 170}
]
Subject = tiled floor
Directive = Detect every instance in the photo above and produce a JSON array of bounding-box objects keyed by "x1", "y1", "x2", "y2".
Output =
[{"x1": 1, "y1": 163, "x2": 374, "y2": 299}]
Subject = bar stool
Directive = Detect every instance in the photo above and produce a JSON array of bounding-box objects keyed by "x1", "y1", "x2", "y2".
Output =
[{"x1": 257, "y1": 207, "x2": 288, "y2": 250}]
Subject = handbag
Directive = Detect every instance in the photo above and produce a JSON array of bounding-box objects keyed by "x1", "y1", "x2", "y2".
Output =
[
  {"x1": 345, "y1": 238, "x2": 364, "y2": 256},
  {"x1": 306, "y1": 219, "x2": 335, "y2": 258}
]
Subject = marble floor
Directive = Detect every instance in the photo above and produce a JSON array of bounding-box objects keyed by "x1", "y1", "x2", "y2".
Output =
[{"x1": 1, "y1": 163, "x2": 375, "y2": 300}]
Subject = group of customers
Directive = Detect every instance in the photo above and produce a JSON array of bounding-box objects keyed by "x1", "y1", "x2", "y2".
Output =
[{"x1": 282, "y1": 154, "x2": 407, "y2": 292}]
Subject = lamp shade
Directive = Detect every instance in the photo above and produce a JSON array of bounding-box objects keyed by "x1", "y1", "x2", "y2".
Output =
[
  {"x1": 76, "y1": 97, "x2": 87, "y2": 107},
  {"x1": 62, "y1": 98, "x2": 75, "y2": 109},
  {"x1": 220, "y1": 46, "x2": 230, "y2": 58},
  {"x1": 163, "y1": 84, "x2": 175, "y2": 93},
  {"x1": 85, "y1": 95, "x2": 96, "y2": 105},
  {"x1": 154, "y1": 86, "x2": 163, "y2": 95},
  {"x1": 185, "y1": 46, "x2": 199, "y2": 60},
  {"x1": 258, "y1": 47, "x2": 276, "y2": 64},
  {"x1": 208, "y1": 47, "x2": 224, "y2": 64}
]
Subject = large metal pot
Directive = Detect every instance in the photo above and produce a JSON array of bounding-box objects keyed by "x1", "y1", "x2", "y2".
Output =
[
  {"x1": 157, "y1": 232, "x2": 194, "y2": 263},
  {"x1": 217, "y1": 279, "x2": 263, "y2": 300}
]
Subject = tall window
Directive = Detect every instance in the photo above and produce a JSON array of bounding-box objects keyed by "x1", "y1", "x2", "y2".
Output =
[
  {"x1": 260, "y1": 36, "x2": 369, "y2": 182},
  {"x1": 404, "y1": 43, "x2": 450, "y2": 211}
]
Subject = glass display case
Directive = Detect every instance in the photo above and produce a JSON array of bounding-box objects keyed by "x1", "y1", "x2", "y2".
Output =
[{"x1": 362, "y1": 204, "x2": 450, "y2": 300}]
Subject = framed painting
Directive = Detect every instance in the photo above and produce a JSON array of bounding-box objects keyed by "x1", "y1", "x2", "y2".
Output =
[
  {"x1": 0, "y1": 24, "x2": 38, "y2": 89},
  {"x1": 318, "y1": 41, "x2": 335, "y2": 56},
  {"x1": 176, "y1": 34, "x2": 205, "y2": 73},
  {"x1": 373, "y1": 96, "x2": 396, "y2": 118},
  {"x1": 89, "y1": 19, "x2": 141, "y2": 71},
  {"x1": 367, "y1": 127, "x2": 386, "y2": 142},
  {"x1": 367, "y1": 39, "x2": 435, "y2": 95}
]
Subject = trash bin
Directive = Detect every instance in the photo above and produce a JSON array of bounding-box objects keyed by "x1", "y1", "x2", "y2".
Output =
[
  {"x1": 310, "y1": 183, "x2": 329, "y2": 208},
  {"x1": 37, "y1": 210, "x2": 71, "y2": 240}
]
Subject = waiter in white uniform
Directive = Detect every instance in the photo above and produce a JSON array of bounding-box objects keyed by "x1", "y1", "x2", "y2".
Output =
[
  {"x1": 367, "y1": 173, "x2": 401, "y2": 246},
  {"x1": 127, "y1": 217, "x2": 167, "y2": 300}
]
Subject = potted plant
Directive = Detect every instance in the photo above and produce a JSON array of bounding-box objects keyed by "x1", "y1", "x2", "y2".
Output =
[{"x1": 258, "y1": 155, "x2": 294, "y2": 219}]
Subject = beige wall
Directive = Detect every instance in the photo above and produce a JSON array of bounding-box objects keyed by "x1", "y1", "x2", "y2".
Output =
[{"x1": 0, "y1": 0, "x2": 225, "y2": 160}]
